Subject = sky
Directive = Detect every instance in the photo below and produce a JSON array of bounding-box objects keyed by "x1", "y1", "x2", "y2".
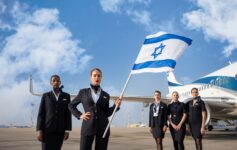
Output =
[{"x1": 0, "y1": 0, "x2": 237, "y2": 127}]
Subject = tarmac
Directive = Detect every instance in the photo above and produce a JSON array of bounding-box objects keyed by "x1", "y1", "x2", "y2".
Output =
[{"x1": 0, "y1": 127, "x2": 237, "y2": 150}]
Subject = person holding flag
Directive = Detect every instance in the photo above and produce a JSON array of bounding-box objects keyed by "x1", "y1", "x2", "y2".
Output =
[{"x1": 68, "y1": 68, "x2": 121, "y2": 150}]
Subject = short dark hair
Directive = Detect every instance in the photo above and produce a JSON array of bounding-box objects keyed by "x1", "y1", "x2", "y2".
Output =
[
  {"x1": 154, "y1": 90, "x2": 161, "y2": 95},
  {"x1": 90, "y1": 68, "x2": 102, "y2": 76},
  {"x1": 191, "y1": 87, "x2": 198, "y2": 92},
  {"x1": 50, "y1": 74, "x2": 60, "y2": 81},
  {"x1": 172, "y1": 91, "x2": 179, "y2": 95}
]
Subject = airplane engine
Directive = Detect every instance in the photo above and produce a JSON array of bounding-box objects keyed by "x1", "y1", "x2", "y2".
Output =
[{"x1": 204, "y1": 102, "x2": 211, "y2": 126}]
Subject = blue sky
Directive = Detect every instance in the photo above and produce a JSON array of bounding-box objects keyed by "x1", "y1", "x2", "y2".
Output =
[{"x1": 0, "y1": 0, "x2": 237, "y2": 127}]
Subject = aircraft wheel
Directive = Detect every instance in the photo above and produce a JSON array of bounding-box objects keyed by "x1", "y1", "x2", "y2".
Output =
[{"x1": 208, "y1": 125, "x2": 213, "y2": 131}]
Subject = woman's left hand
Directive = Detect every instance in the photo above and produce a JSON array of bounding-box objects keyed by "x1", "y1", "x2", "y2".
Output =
[
  {"x1": 163, "y1": 126, "x2": 167, "y2": 132},
  {"x1": 114, "y1": 98, "x2": 122, "y2": 107},
  {"x1": 200, "y1": 127, "x2": 205, "y2": 135}
]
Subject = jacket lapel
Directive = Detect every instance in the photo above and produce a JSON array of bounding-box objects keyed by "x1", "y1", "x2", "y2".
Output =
[
  {"x1": 87, "y1": 88, "x2": 95, "y2": 105},
  {"x1": 151, "y1": 103, "x2": 154, "y2": 113},
  {"x1": 158, "y1": 102, "x2": 163, "y2": 114},
  {"x1": 58, "y1": 92, "x2": 63, "y2": 102},
  {"x1": 96, "y1": 90, "x2": 105, "y2": 105},
  {"x1": 49, "y1": 91, "x2": 57, "y2": 102}
]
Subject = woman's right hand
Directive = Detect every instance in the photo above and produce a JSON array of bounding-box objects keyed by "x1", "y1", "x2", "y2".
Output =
[
  {"x1": 149, "y1": 127, "x2": 153, "y2": 133},
  {"x1": 80, "y1": 112, "x2": 91, "y2": 121},
  {"x1": 37, "y1": 131, "x2": 43, "y2": 141},
  {"x1": 171, "y1": 123, "x2": 177, "y2": 130}
]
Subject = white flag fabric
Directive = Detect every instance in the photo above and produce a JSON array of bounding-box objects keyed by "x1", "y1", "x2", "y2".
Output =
[{"x1": 131, "y1": 31, "x2": 192, "y2": 74}]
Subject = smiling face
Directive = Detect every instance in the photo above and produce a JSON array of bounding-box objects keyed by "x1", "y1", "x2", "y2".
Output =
[
  {"x1": 172, "y1": 91, "x2": 179, "y2": 102},
  {"x1": 50, "y1": 76, "x2": 61, "y2": 89},
  {"x1": 90, "y1": 69, "x2": 102, "y2": 86},
  {"x1": 191, "y1": 88, "x2": 199, "y2": 98},
  {"x1": 154, "y1": 91, "x2": 161, "y2": 102}
]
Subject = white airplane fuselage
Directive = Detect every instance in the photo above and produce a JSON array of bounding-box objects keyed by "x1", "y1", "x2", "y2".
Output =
[{"x1": 167, "y1": 62, "x2": 237, "y2": 121}]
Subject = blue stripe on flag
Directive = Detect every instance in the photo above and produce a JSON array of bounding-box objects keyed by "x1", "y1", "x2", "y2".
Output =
[
  {"x1": 132, "y1": 59, "x2": 176, "y2": 70},
  {"x1": 144, "y1": 34, "x2": 192, "y2": 46},
  {"x1": 168, "y1": 81, "x2": 182, "y2": 86}
]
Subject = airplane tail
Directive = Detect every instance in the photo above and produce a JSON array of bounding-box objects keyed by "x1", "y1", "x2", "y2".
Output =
[
  {"x1": 167, "y1": 71, "x2": 183, "y2": 94},
  {"x1": 29, "y1": 75, "x2": 43, "y2": 96}
]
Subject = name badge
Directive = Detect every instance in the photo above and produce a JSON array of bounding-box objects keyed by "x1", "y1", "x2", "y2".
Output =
[{"x1": 153, "y1": 112, "x2": 158, "y2": 117}]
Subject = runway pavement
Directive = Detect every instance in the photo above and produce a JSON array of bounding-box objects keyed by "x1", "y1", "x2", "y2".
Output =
[{"x1": 0, "y1": 127, "x2": 237, "y2": 150}]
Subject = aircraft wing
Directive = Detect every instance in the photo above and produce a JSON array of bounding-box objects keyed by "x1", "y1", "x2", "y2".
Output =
[
  {"x1": 30, "y1": 75, "x2": 171, "y2": 105},
  {"x1": 110, "y1": 96, "x2": 171, "y2": 105},
  {"x1": 70, "y1": 95, "x2": 170, "y2": 106}
]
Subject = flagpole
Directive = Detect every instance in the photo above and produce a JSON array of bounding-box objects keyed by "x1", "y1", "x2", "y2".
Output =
[{"x1": 102, "y1": 72, "x2": 132, "y2": 138}]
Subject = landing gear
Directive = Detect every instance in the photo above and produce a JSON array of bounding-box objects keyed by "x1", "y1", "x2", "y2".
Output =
[{"x1": 208, "y1": 125, "x2": 213, "y2": 131}]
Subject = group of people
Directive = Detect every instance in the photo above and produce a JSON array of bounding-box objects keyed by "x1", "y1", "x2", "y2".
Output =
[
  {"x1": 36, "y1": 68, "x2": 121, "y2": 150},
  {"x1": 36, "y1": 67, "x2": 206, "y2": 150},
  {"x1": 149, "y1": 89, "x2": 206, "y2": 150}
]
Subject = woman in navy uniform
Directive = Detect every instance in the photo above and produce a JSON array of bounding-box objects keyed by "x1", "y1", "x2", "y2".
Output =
[
  {"x1": 186, "y1": 88, "x2": 206, "y2": 150},
  {"x1": 36, "y1": 75, "x2": 72, "y2": 150},
  {"x1": 68, "y1": 68, "x2": 121, "y2": 150},
  {"x1": 167, "y1": 91, "x2": 187, "y2": 150},
  {"x1": 149, "y1": 90, "x2": 168, "y2": 150}
]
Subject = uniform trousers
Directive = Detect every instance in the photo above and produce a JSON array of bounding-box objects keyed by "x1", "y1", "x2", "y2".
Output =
[
  {"x1": 42, "y1": 132, "x2": 64, "y2": 150},
  {"x1": 80, "y1": 134, "x2": 109, "y2": 150}
]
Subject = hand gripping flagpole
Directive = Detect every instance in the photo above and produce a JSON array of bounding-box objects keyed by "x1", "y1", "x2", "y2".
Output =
[{"x1": 102, "y1": 72, "x2": 132, "y2": 138}]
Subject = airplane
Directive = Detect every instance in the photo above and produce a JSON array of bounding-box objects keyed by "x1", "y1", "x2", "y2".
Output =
[
  {"x1": 29, "y1": 61, "x2": 237, "y2": 131},
  {"x1": 166, "y1": 61, "x2": 237, "y2": 130}
]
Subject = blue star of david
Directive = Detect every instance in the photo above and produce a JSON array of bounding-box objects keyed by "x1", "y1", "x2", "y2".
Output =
[{"x1": 151, "y1": 43, "x2": 166, "y2": 59}]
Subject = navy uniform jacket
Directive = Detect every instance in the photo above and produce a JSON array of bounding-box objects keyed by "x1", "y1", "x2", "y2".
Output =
[
  {"x1": 167, "y1": 101, "x2": 186, "y2": 125},
  {"x1": 186, "y1": 96, "x2": 206, "y2": 125},
  {"x1": 68, "y1": 88, "x2": 118, "y2": 136},
  {"x1": 149, "y1": 102, "x2": 168, "y2": 128},
  {"x1": 36, "y1": 91, "x2": 72, "y2": 133}
]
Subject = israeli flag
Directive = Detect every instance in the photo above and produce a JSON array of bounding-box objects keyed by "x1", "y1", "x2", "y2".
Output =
[{"x1": 131, "y1": 31, "x2": 192, "y2": 74}]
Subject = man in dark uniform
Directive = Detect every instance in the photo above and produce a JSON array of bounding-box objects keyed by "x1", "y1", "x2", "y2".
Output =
[
  {"x1": 186, "y1": 88, "x2": 206, "y2": 150},
  {"x1": 36, "y1": 75, "x2": 72, "y2": 150},
  {"x1": 149, "y1": 90, "x2": 168, "y2": 150},
  {"x1": 167, "y1": 91, "x2": 187, "y2": 150}
]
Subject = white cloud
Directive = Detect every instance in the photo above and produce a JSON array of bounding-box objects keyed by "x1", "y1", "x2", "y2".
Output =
[
  {"x1": 99, "y1": 0, "x2": 178, "y2": 33},
  {"x1": 1, "y1": 81, "x2": 34, "y2": 125},
  {"x1": 99, "y1": 0, "x2": 151, "y2": 13},
  {"x1": 0, "y1": 1, "x2": 92, "y2": 125},
  {"x1": 0, "y1": 1, "x2": 6, "y2": 15},
  {"x1": 126, "y1": 10, "x2": 152, "y2": 30},
  {"x1": 99, "y1": 0, "x2": 157, "y2": 32},
  {"x1": 183, "y1": 0, "x2": 237, "y2": 57},
  {"x1": 0, "y1": 1, "x2": 12, "y2": 30},
  {"x1": 100, "y1": 0, "x2": 123, "y2": 13}
]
